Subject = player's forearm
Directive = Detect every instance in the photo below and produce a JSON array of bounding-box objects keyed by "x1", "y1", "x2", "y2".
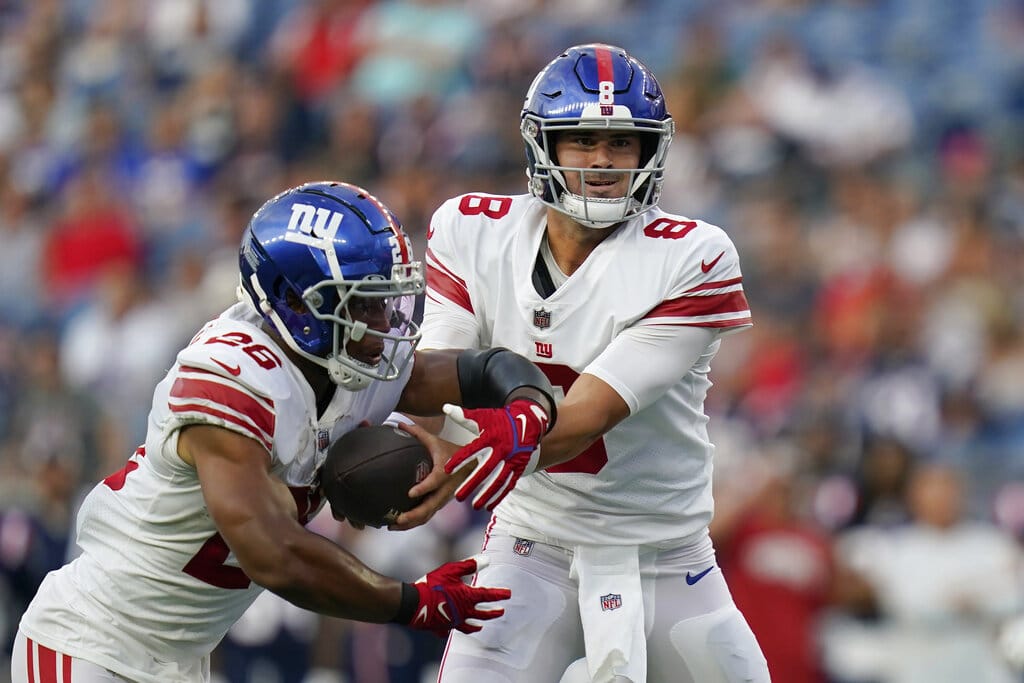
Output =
[
  {"x1": 252, "y1": 529, "x2": 403, "y2": 622},
  {"x1": 535, "y1": 408, "x2": 610, "y2": 469},
  {"x1": 535, "y1": 378, "x2": 628, "y2": 469},
  {"x1": 536, "y1": 437, "x2": 599, "y2": 470}
]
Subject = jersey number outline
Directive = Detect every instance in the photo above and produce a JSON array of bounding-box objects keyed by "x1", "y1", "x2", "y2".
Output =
[
  {"x1": 104, "y1": 444, "x2": 322, "y2": 590},
  {"x1": 535, "y1": 363, "x2": 608, "y2": 475},
  {"x1": 457, "y1": 194, "x2": 512, "y2": 220},
  {"x1": 203, "y1": 331, "x2": 283, "y2": 370},
  {"x1": 643, "y1": 217, "x2": 698, "y2": 239}
]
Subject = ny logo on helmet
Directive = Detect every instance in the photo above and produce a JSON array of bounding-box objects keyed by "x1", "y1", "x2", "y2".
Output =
[{"x1": 286, "y1": 203, "x2": 344, "y2": 245}]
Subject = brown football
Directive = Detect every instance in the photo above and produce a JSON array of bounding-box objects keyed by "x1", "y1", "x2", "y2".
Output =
[{"x1": 320, "y1": 425, "x2": 432, "y2": 528}]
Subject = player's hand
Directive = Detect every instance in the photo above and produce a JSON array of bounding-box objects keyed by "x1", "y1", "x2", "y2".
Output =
[
  {"x1": 405, "y1": 556, "x2": 510, "y2": 637},
  {"x1": 329, "y1": 507, "x2": 367, "y2": 531},
  {"x1": 389, "y1": 420, "x2": 466, "y2": 530},
  {"x1": 442, "y1": 399, "x2": 550, "y2": 510}
]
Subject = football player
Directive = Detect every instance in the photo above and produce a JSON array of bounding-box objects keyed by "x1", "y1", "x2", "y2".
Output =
[
  {"x1": 12, "y1": 181, "x2": 555, "y2": 683},
  {"x1": 397, "y1": 45, "x2": 771, "y2": 682}
]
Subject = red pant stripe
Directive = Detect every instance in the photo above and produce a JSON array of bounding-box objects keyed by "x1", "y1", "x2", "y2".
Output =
[
  {"x1": 37, "y1": 642, "x2": 57, "y2": 683},
  {"x1": 63, "y1": 654, "x2": 72, "y2": 683},
  {"x1": 26, "y1": 637, "x2": 35, "y2": 683}
]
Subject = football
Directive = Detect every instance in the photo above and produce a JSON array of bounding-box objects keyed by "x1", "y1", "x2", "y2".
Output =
[{"x1": 320, "y1": 425, "x2": 433, "y2": 528}]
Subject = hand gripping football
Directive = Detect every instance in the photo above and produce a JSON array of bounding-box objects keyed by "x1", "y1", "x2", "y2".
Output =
[{"x1": 320, "y1": 425, "x2": 433, "y2": 528}]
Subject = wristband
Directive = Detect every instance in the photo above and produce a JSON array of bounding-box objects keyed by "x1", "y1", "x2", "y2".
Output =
[{"x1": 391, "y1": 582, "x2": 419, "y2": 624}]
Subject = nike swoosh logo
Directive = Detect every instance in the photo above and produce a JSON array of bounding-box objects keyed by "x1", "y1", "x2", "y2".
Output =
[
  {"x1": 414, "y1": 605, "x2": 429, "y2": 624},
  {"x1": 212, "y1": 358, "x2": 241, "y2": 376},
  {"x1": 701, "y1": 251, "x2": 725, "y2": 273},
  {"x1": 516, "y1": 413, "x2": 528, "y2": 442},
  {"x1": 685, "y1": 566, "x2": 714, "y2": 585},
  {"x1": 437, "y1": 602, "x2": 450, "y2": 622}
]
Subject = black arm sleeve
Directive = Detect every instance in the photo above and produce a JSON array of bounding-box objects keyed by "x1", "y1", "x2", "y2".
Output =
[{"x1": 456, "y1": 348, "x2": 557, "y2": 431}]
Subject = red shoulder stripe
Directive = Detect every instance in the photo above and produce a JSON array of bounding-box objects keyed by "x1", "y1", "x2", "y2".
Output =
[
  {"x1": 643, "y1": 290, "x2": 750, "y2": 320},
  {"x1": 426, "y1": 263, "x2": 473, "y2": 314},
  {"x1": 169, "y1": 401, "x2": 273, "y2": 452},
  {"x1": 170, "y1": 370, "x2": 275, "y2": 446}
]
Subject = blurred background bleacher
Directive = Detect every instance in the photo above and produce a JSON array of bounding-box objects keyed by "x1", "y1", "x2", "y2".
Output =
[{"x1": 1, "y1": 1, "x2": 1024, "y2": 682}]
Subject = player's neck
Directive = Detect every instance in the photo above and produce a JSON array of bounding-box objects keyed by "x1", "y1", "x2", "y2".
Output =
[
  {"x1": 262, "y1": 321, "x2": 337, "y2": 410},
  {"x1": 545, "y1": 211, "x2": 620, "y2": 276}
]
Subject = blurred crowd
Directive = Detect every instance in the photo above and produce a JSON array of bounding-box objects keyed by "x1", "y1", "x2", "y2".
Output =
[{"x1": 1, "y1": 0, "x2": 1023, "y2": 682}]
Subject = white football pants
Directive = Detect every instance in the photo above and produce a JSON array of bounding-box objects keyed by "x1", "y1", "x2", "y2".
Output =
[{"x1": 437, "y1": 528, "x2": 769, "y2": 683}]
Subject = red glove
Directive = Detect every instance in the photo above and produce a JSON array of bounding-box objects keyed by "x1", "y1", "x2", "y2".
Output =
[
  {"x1": 400, "y1": 557, "x2": 510, "y2": 637},
  {"x1": 442, "y1": 398, "x2": 550, "y2": 510}
]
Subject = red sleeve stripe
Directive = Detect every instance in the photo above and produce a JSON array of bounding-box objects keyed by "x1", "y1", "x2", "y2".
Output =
[
  {"x1": 170, "y1": 374, "x2": 276, "y2": 436},
  {"x1": 425, "y1": 248, "x2": 466, "y2": 285},
  {"x1": 169, "y1": 401, "x2": 273, "y2": 452},
  {"x1": 426, "y1": 263, "x2": 474, "y2": 313},
  {"x1": 170, "y1": 372, "x2": 275, "y2": 449},
  {"x1": 643, "y1": 290, "x2": 750, "y2": 321},
  {"x1": 424, "y1": 290, "x2": 449, "y2": 306},
  {"x1": 684, "y1": 276, "x2": 743, "y2": 293},
  {"x1": 178, "y1": 366, "x2": 275, "y2": 411}
]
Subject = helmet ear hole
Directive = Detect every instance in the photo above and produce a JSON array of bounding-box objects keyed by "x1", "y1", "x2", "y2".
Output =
[{"x1": 284, "y1": 289, "x2": 307, "y2": 314}]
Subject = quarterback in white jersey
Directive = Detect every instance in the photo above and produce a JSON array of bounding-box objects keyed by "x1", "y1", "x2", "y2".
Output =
[
  {"x1": 397, "y1": 46, "x2": 770, "y2": 683},
  {"x1": 425, "y1": 194, "x2": 748, "y2": 547},
  {"x1": 13, "y1": 182, "x2": 556, "y2": 683}
]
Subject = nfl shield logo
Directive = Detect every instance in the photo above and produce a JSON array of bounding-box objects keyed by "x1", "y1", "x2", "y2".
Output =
[
  {"x1": 513, "y1": 538, "x2": 534, "y2": 556},
  {"x1": 533, "y1": 308, "x2": 551, "y2": 329},
  {"x1": 600, "y1": 593, "x2": 622, "y2": 611},
  {"x1": 317, "y1": 429, "x2": 330, "y2": 451}
]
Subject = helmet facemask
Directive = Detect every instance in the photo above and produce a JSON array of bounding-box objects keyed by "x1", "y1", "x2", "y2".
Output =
[
  {"x1": 303, "y1": 265, "x2": 424, "y2": 390},
  {"x1": 520, "y1": 43, "x2": 675, "y2": 228},
  {"x1": 523, "y1": 115, "x2": 673, "y2": 228}
]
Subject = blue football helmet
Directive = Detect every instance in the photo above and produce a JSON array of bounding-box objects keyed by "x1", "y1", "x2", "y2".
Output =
[
  {"x1": 521, "y1": 44, "x2": 674, "y2": 228},
  {"x1": 238, "y1": 181, "x2": 424, "y2": 391}
]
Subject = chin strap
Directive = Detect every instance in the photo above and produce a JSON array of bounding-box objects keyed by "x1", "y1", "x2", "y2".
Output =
[
  {"x1": 327, "y1": 355, "x2": 372, "y2": 391},
  {"x1": 559, "y1": 191, "x2": 638, "y2": 229}
]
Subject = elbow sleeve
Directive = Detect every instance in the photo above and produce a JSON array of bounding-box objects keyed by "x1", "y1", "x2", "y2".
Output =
[{"x1": 456, "y1": 348, "x2": 557, "y2": 430}]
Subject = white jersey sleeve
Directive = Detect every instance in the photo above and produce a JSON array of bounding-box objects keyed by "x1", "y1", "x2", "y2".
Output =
[
  {"x1": 585, "y1": 324, "x2": 719, "y2": 415},
  {"x1": 422, "y1": 193, "x2": 752, "y2": 548}
]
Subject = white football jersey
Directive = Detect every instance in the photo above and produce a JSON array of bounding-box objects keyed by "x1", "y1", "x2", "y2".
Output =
[
  {"x1": 18, "y1": 302, "x2": 411, "y2": 683},
  {"x1": 423, "y1": 194, "x2": 751, "y2": 548}
]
